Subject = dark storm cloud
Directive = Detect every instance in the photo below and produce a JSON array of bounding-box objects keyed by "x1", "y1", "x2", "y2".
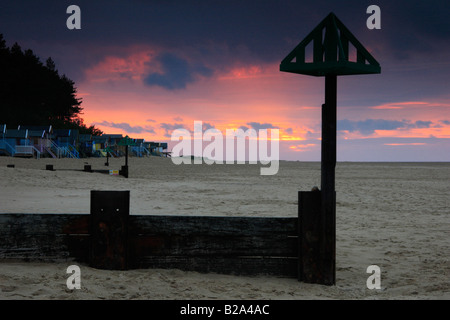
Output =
[
  {"x1": 1, "y1": 0, "x2": 449, "y2": 97},
  {"x1": 2, "y1": 0, "x2": 448, "y2": 62},
  {"x1": 202, "y1": 122, "x2": 215, "y2": 131},
  {"x1": 414, "y1": 120, "x2": 433, "y2": 128},
  {"x1": 338, "y1": 119, "x2": 433, "y2": 135},
  {"x1": 143, "y1": 53, "x2": 212, "y2": 90},
  {"x1": 247, "y1": 122, "x2": 279, "y2": 130},
  {"x1": 0, "y1": 0, "x2": 381, "y2": 65},
  {"x1": 380, "y1": 0, "x2": 450, "y2": 60},
  {"x1": 160, "y1": 122, "x2": 187, "y2": 137},
  {"x1": 96, "y1": 121, "x2": 155, "y2": 134}
]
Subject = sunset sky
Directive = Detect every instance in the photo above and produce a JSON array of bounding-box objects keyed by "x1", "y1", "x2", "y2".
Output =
[{"x1": 1, "y1": 0, "x2": 449, "y2": 161}]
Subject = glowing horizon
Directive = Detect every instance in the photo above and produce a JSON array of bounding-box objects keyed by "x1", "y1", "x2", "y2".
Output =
[{"x1": 76, "y1": 50, "x2": 450, "y2": 162}]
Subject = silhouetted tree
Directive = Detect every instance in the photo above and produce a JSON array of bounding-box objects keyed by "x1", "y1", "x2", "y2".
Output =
[{"x1": 0, "y1": 34, "x2": 102, "y2": 135}]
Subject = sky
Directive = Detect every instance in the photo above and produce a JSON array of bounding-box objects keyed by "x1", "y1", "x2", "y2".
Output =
[{"x1": 1, "y1": 0, "x2": 449, "y2": 161}]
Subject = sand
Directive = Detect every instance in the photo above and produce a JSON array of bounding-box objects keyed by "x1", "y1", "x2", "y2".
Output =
[{"x1": 0, "y1": 156, "x2": 448, "y2": 300}]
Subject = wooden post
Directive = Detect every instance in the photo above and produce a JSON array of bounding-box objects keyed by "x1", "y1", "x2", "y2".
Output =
[
  {"x1": 90, "y1": 190, "x2": 130, "y2": 270},
  {"x1": 118, "y1": 136, "x2": 133, "y2": 178},
  {"x1": 298, "y1": 190, "x2": 321, "y2": 283},
  {"x1": 120, "y1": 165, "x2": 129, "y2": 178},
  {"x1": 320, "y1": 74, "x2": 337, "y2": 285},
  {"x1": 121, "y1": 146, "x2": 129, "y2": 178}
]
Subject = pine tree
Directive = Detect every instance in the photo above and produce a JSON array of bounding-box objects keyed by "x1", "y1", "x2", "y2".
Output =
[{"x1": 0, "y1": 34, "x2": 102, "y2": 135}]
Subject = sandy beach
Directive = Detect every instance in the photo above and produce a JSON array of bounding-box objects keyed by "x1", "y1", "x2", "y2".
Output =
[{"x1": 0, "y1": 156, "x2": 448, "y2": 300}]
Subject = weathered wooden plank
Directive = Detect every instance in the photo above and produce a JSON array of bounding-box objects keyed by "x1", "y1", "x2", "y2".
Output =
[
  {"x1": 0, "y1": 213, "x2": 299, "y2": 277},
  {"x1": 130, "y1": 256, "x2": 298, "y2": 277},
  {"x1": 129, "y1": 234, "x2": 297, "y2": 257},
  {"x1": 0, "y1": 214, "x2": 89, "y2": 262},
  {"x1": 0, "y1": 214, "x2": 297, "y2": 237},
  {"x1": 0, "y1": 214, "x2": 89, "y2": 235},
  {"x1": 129, "y1": 215, "x2": 298, "y2": 237},
  {"x1": 0, "y1": 234, "x2": 89, "y2": 262}
]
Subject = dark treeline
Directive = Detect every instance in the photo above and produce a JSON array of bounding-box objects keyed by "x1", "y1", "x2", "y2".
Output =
[{"x1": 0, "y1": 34, "x2": 102, "y2": 135}]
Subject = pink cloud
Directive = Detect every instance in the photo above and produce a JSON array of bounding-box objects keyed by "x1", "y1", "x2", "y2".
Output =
[
  {"x1": 83, "y1": 47, "x2": 158, "y2": 83},
  {"x1": 77, "y1": 48, "x2": 450, "y2": 150}
]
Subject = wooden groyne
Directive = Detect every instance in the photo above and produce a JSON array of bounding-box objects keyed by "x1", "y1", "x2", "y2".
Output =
[
  {"x1": 0, "y1": 210, "x2": 298, "y2": 278},
  {"x1": 0, "y1": 190, "x2": 330, "y2": 284}
]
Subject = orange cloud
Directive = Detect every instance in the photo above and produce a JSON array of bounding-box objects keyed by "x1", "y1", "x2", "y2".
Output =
[
  {"x1": 289, "y1": 143, "x2": 317, "y2": 152},
  {"x1": 370, "y1": 101, "x2": 429, "y2": 109},
  {"x1": 218, "y1": 65, "x2": 265, "y2": 80},
  {"x1": 83, "y1": 46, "x2": 158, "y2": 83}
]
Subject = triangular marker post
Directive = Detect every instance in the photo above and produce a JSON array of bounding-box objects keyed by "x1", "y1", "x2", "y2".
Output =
[{"x1": 280, "y1": 12, "x2": 380, "y2": 285}]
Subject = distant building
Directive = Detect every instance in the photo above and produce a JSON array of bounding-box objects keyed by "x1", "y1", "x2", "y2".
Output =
[
  {"x1": 0, "y1": 124, "x2": 168, "y2": 159},
  {"x1": 147, "y1": 142, "x2": 168, "y2": 156},
  {"x1": 3, "y1": 129, "x2": 28, "y2": 147},
  {"x1": 102, "y1": 134, "x2": 123, "y2": 147},
  {"x1": 78, "y1": 134, "x2": 93, "y2": 157}
]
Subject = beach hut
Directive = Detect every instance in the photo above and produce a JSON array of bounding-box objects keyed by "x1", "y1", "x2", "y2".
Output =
[
  {"x1": 0, "y1": 125, "x2": 15, "y2": 156},
  {"x1": 3, "y1": 129, "x2": 28, "y2": 147},
  {"x1": 16, "y1": 125, "x2": 58, "y2": 158},
  {"x1": 148, "y1": 142, "x2": 167, "y2": 156},
  {"x1": 101, "y1": 134, "x2": 123, "y2": 156},
  {"x1": 79, "y1": 134, "x2": 93, "y2": 157},
  {"x1": 53, "y1": 129, "x2": 79, "y2": 146},
  {"x1": 2, "y1": 129, "x2": 40, "y2": 158},
  {"x1": 53, "y1": 129, "x2": 80, "y2": 158},
  {"x1": 131, "y1": 138, "x2": 149, "y2": 157},
  {"x1": 91, "y1": 135, "x2": 109, "y2": 156},
  {"x1": 102, "y1": 134, "x2": 123, "y2": 146},
  {"x1": 27, "y1": 129, "x2": 47, "y2": 155},
  {"x1": 27, "y1": 130, "x2": 46, "y2": 146}
]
